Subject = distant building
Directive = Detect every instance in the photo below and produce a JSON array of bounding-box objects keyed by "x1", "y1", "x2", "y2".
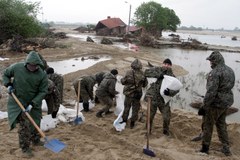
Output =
[
  {"x1": 126, "y1": 26, "x2": 143, "y2": 36},
  {"x1": 95, "y1": 16, "x2": 126, "y2": 36}
]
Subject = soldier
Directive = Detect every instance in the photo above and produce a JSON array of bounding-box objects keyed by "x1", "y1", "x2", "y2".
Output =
[
  {"x1": 2, "y1": 51, "x2": 48, "y2": 157},
  {"x1": 46, "y1": 67, "x2": 64, "y2": 104},
  {"x1": 120, "y1": 59, "x2": 148, "y2": 128},
  {"x1": 144, "y1": 58, "x2": 179, "y2": 136},
  {"x1": 73, "y1": 75, "x2": 96, "y2": 112},
  {"x1": 199, "y1": 51, "x2": 235, "y2": 156},
  {"x1": 45, "y1": 79, "x2": 61, "y2": 118},
  {"x1": 94, "y1": 71, "x2": 108, "y2": 103},
  {"x1": 95, "y1": 69, "x2": 119, "y2": 117}
]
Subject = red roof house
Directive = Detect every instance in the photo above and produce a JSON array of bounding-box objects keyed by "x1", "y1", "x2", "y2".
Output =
[{"x1": 95, "y1": 16, "x2": 126, "y2": 36}]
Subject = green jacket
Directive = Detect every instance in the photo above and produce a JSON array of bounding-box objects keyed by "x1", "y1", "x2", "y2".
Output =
[{"x1": 2, "y1": 51, "x2": 48, "y2": 130}]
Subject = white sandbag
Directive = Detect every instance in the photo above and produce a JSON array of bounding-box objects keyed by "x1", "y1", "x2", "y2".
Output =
[
  {"x1": 40, "y1": 114, "x2": 59, "y2": 131},
  {"x1": 113, "y1": 109, "x2": 126, "y2": 132},
  {"x1": 41, "y1": 99, "x2": 48, "y2": 112},
  {"x1": 57, "y1": 105, "x2": 85, "y2": 123},
  {"x1": 0, "y1": 111, "x2": 8, "y2": 119},
  {"x1": 160, "y1": 75, "x2": 183, "y2": 103}
]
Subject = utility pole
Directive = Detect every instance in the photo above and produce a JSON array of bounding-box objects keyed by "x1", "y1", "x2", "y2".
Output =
[{"x1": 125, "y1": 1, "x2": 131, "y2": 33}]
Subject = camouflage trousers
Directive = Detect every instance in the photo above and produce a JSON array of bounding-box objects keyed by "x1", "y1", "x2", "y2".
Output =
[
  {"x1": 150, "y1": 99, "x2": 171, "y2": 132},
  {"x1": 202, "y1": 107, "x2": 229, "y2": 147},
  {"x1": 17, "y1": 113, "x2": 41, "y2": 151},
  {"x1": 45, "y1": 93, "x2": 60, "y2": 115},
  {"x1": 122, "y1": 96, "x2": 141, "y2": 122},
  {"x1": 98, "y1": 96, "x2": 113, "y2": 113}
]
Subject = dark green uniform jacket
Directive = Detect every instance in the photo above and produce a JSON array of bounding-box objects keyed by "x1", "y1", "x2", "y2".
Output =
[{"x1": 2, "y1": 52, "x2": 48, "y2": 130}]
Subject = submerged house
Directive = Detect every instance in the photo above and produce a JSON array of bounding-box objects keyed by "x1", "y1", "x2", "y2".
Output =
[{"x1": 95, "y1": 16, "x2": 126, "y2": 36}]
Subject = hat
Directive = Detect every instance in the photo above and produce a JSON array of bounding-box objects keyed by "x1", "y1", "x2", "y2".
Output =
[
  {"x1": 46, "y1": 67, "x2": 54, "y2": 74},
  {"x1": 163, "y1": 58, "x2": 172, "y2": 65},
  {"x1": 111, "y1": 69, "x2": 118, "y2": 75},
  {"x1": 206, "y1": 51, "x2": 220, "y2": 61}
]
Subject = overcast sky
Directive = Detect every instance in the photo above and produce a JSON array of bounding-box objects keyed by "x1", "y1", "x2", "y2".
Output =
[{"x1": 28, "y1": 0, "x2": 240, "y2": 30}]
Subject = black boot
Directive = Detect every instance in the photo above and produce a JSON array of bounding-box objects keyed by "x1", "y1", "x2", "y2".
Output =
[
  {"x1": 163, "y1": 129, "x2": 170, "y2": 136},
  {"x1": 105, "y1": 110, "x2": 113, "y2": 115},
  {"x1": 51, "y1": 110, "x2": 58, "y2": 118},
  {"x1": 221, "y1": 146, "x2": 232, "y2": 156},
  {"x1": 96, "y1": 110, "x2": 104, "y2": 118},
  {"x1": 130, "y1": 121, "x2": 135, "y2": 129},
  {"x1": 83, "y1": 102, "x2": 89, "y2": 112},
  {"x1": 94, "y1": 96, "x2": 100, "y2": 104},
  {"x1": 119, "y1": 119, "x2": 127, "y2": 124},
  {"x1": 200, "y1": 144, "x2": 209, "y2": 154}
]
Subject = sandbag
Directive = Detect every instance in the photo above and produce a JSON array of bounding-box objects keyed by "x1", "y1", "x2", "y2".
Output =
[
  {"x1": 113, "y1": 110, "x2": 126, "y2": 132},
  {"x1": 160, "y1": 75, "x2": 183, "y2": 103}
]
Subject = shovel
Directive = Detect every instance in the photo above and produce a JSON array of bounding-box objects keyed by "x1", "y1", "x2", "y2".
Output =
[
  {"x1": 74, "y1": 80, "x2": 83, "y2": 125},
  {"x1": 11, "y1": 92, "x2": 66, "y2": 153},
  {"x1": 143, "y1": 96, "x2": 156, "y2": 157}
]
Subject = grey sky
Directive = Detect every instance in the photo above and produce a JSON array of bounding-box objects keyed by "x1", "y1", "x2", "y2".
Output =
[{"x1": 29, "y1": 0, "x2": 240, "y2": 30}]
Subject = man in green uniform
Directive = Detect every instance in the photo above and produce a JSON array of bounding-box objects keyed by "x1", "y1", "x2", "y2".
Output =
[
  {"x1": 73, "y1": 75, "x2": 96, "y2": 112},
  {"x1": 120, "y1": 59, "x2": 148, "y2": 129},
  {"x1": 2, "y1": 51, "x2": 48, "y2": 157},
  {"x1": 144, "y1": 58, "x2": 179, "y2": 136},
  {"x1": 199, "y1": 51, "x2": 235, "y2": 156},
  {"x1": 95, "y1": 69, "x2": 118, "y2": 117},
  {"x1": 46, "y1": 67, "x2": 64, "y2": 104},
  {"x1": 45, "y1": 79, "x2": 61, "y2": 118}
]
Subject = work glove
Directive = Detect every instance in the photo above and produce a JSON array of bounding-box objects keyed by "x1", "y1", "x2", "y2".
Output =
[
  {"x1": 198, "y1": 107, "x2": 206, "y2": 116},
  {"x1": 158, "y1": 74, "x2": 164, "y2": 80},
  {"x1": 25, "y1": 104, "x2": 33, "y2": 112},
  {"x1": 7, "y1": 85, "x2": 14, "y2": 94},
  {"x1": 164, "y1": 88, "x2": 170, "y2": 96}
]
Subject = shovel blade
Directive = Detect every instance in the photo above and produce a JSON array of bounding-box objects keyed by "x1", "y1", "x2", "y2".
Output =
[
  {"x1": 74, "y1": 116, "x2": 83, "y2": 125},
  {"x1": 143, "y1": 147, "x2": 156, "y2": 157},
  {"x1": 44, "y1": 138, "x2": 66, "y2": 153}
]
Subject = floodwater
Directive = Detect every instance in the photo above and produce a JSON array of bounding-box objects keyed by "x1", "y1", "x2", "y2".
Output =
[
  {"x1": 47, "y1": 56, "x2": 111, "y2": 75},
  {"x1": 66, "y1": 32, "x2": 240, "y2": 123},
  {"x1": 162, "y1": 31, "x2": 240, "y2": 47},
  {"x1": 142, "y1": 47, "x2": 240, "y2": 123}
]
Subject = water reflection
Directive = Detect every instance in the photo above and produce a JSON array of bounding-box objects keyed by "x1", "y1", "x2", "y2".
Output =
[
  {"x1": 162, "y1": 31, "x2": 240, "y2": 47},
  {"x1": 48, "y1": 56, "x2": 111, "y2": 75},
  {"x1": 142, "y1": 48, "x2": 240, "y2": 123}
]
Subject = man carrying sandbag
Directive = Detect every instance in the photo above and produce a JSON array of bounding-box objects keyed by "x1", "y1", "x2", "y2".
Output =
[{"x1": 144, "y1": 58, "x2": 179, "y2": 136}]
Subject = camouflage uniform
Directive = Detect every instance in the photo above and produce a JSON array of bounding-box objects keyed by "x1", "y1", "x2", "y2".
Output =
[
  {"x1": 47, "y1": 72, "x2": 64, "y2": 104},
  {"x1": 95, "y1": 72, "x2": 106, "y2": 86},
  {"x1": 45, "y1": 79, "x2": 61, "y2": 118},
  {"x1": 121, "y1": 59, "x2": 148, "y2": 128},
  {"x1": 201, "y1": 51, "x2": 235, "y2": 155},
  {"x1": 95, "y1": 72, "x2": 118, "y2": 117},
  {"x1": 73, "y1": 75, "x2": 96, "y2": 111},
  {"x1": 144, "y1": 65, "x2": 178, "y2": 134},
  {"x1": 95, "y1": 71, "x2": 107, "y2": 103}
]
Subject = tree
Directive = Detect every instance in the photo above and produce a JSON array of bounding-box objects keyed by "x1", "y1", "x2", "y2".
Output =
[
  {"x1": 133, "y1": 1, "x2": 180, "y2": 37},
  {"x1": 0, "y1": 0, "x2": 45, "y2": 43}
]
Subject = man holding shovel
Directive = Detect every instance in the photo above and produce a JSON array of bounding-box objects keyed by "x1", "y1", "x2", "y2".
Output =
[
  {"x1": 144, "y1": 58, "x2": 179, "y2": 136},
  {"x1": 2, "y1": 51, "x2": 48, "y2": 157}
]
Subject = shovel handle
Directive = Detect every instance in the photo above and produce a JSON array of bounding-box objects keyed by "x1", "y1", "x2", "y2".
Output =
[
  {"x1": 76, "y1": 80, "x2": 81, "y2": 116},
  {"x1": 11, "y1": 93, "x2": 46, "y2": 139},
  {"x1": 146, "y1": 96, "x2": 152, "y2": 149}
]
